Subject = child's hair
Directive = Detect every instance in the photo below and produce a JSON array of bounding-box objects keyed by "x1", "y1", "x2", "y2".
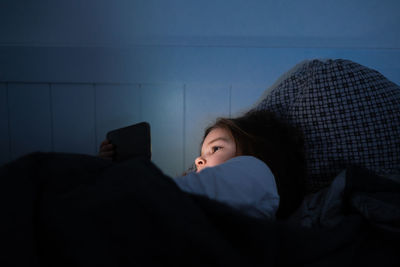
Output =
[{"x1": 201, "y1": 109, "x2": 306, "y2": 219}]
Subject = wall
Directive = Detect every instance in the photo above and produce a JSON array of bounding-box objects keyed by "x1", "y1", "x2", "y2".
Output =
[{"x1": 0, "y1": 0, "x2": 399, "y2": 176}]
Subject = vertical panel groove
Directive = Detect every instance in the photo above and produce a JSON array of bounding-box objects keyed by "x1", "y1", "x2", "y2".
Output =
[
  {"x1": 183, "y1": 84, "x2": 186, "y2": 171},
  {"x1": 139, "y1": 83, "x2": 143, "y2": 120},
  {"x1": 229, "y1": 85, "x2": 232, "y2": 117},
  {"x1": 49, "y1": 83, "x2": 54, "y2": 152},
  {"x1": 6, "y1": 82, "x2": 12, "y2": 161},
  {"x1": 93, "y1": 83, "x2": 98, "y2": 155}
]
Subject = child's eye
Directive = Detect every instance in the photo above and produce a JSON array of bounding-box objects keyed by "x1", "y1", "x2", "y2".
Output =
[{"x1": 211, "y1": 146, "x2": 222, "y2": 153}]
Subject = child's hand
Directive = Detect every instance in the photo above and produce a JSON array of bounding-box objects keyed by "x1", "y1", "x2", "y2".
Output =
[{"x1": 98, "y1": 139, "x2": 115, "y2": 160}]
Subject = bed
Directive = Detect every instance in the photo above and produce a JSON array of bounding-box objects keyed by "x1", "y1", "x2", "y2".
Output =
[{"x1": 1, "y1": 59, "x2": 399, "y2": 266}]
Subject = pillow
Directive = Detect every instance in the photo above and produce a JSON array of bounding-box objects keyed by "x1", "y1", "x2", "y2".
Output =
[
  {"x1": 253, "y1": 59, "x2": 400, "y2": 194},
  {"x1": 174, "y1": 156, "x2": 279, "y2": 219}
]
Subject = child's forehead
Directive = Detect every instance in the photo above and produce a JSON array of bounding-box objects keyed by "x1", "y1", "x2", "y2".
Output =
[{"x1": 204, "y1": 127, "x2": 233, "y2": 141}]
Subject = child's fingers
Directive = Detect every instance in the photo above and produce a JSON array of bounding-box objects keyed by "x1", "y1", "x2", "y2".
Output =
[
  {"x1": 100, "y1": 139, "x2": 110, "y2": 146},
  {"x1": 99, "y1": 151, "x2": 114, "y2": 158},
  {"x1": 100, "y1": 143, "x2": 114, "y2": 152}
]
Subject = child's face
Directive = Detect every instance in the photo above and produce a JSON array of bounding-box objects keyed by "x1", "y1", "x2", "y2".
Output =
[{"x1": 195, "y1": 127, "x2": 237, "y2": 173}]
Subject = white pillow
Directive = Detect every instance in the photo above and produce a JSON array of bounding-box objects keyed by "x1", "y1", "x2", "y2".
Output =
[{"x1": 173, "y1": 156, "x2": 279, "y2": 219}]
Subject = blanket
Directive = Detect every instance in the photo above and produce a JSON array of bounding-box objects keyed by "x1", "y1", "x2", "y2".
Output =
[{"x1": 0, "y1": 152, "x2": 399, "y2": 266}]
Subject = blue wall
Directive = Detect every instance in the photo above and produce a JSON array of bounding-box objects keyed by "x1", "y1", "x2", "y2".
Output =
[{"x1": 0, "y1": 0, "x2": 399, "y2": 176}]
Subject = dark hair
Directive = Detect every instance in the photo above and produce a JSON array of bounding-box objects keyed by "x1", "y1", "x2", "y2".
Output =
[{"x1": 202, "y1": 109, "x2": 306, "y2": 219}]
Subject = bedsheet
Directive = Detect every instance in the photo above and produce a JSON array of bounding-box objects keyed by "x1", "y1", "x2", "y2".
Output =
[{"x1": 0, "y1": 152, "x2": 399, "y2": 266}]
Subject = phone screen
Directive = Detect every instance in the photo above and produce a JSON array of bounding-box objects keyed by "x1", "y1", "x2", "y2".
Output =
[{"x1": 106, "y1": 122, "x2": 151, "y2": 162}]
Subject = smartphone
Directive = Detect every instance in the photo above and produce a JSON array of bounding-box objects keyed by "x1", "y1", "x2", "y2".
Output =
[{"x1": 106, "y1": 122, "x2": 151, "y2": 162}]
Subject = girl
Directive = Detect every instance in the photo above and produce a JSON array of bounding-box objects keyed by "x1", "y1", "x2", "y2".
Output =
[{"x1": 99, "y1": 110, "x2": 306, "y2": 220}]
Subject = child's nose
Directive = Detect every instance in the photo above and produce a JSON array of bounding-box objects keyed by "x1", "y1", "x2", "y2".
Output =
[{"x1": 195, "y1": 156, "x2": 206, "y2": 172}]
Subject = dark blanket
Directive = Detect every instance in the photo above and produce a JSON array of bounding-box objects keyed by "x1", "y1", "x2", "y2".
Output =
[{"x1": 0, "y1": 152, "x2": 399, "y2": 266}]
